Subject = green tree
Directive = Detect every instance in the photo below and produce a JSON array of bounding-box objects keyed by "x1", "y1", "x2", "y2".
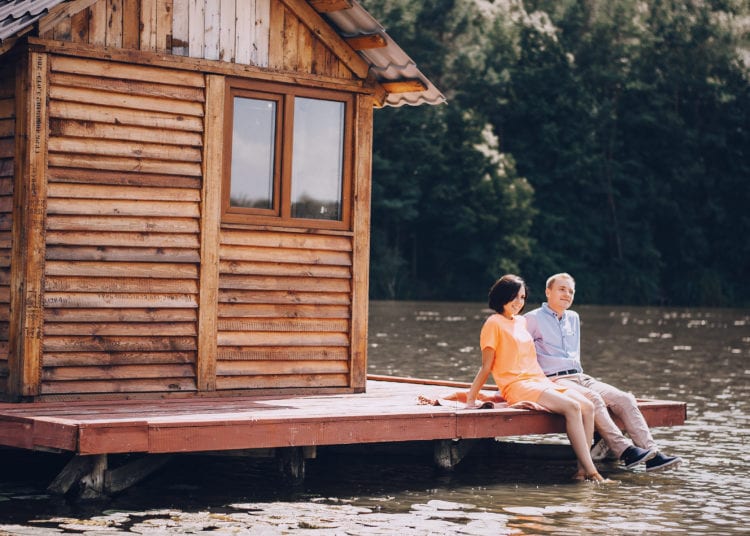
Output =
[
  {"x1": 364, "y1": 0, "x2": 750, "y2": 306},
  {"x1": 482, "y1": 0, "x2": 749, "y2": 304},
  {"x1": 620, "y1": 0, "x2": 750, "y2": 305},
  {"x1": 366, "y1": 0, "x2": 536, "y2": 300}
]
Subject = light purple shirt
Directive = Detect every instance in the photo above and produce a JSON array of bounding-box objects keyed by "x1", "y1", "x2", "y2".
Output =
[{"x1": 524, "y1": 303, "x2": 582, "y2": 375}]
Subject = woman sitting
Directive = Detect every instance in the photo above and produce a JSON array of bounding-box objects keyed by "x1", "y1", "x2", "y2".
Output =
[{"x1": 465, "y1": 274, "x2": 614, "y2": 483}]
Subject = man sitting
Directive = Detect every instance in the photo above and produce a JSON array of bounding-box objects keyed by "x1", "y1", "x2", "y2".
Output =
[{"x1": 524, "y1": 272, "x2": 682, "y2": 472}]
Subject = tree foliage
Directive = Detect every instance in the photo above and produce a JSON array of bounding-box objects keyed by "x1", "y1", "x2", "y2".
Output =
[{"x1": 364, "y1": 0, "x2": 750, "y2": 306}]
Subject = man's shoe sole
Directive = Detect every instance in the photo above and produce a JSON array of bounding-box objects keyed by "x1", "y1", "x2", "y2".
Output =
[{"x1": 646, "y1": 456, "x2": 683, "y2": 472}]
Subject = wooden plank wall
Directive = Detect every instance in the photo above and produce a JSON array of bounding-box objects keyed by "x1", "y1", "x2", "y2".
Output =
[
  {"x1": 40, "y1": 0, "x2": 353, "y2": 79},
  {"x1": 0, "y1": 63, "x2": 14, "y2": 395},
  {"x1": 25, "y1": 0, "x2": 365, "y2": 396},
  {"x1": 216, "y1": 230, "x2": 353, "y2": 390},
  {"x1": 42, "y1": 55, "x2": 205, "y2": 395},
  {"x1": 43, "y1": 0, "x2": 173, "y2": 52}
]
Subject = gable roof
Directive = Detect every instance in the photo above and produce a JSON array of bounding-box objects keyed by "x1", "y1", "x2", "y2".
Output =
[
  {"x1": 0, "y1": 0, "x2": 60, "y2": 41},
  {"x1": 0, "y1": 0, "x2": 444, "y2": 107}
]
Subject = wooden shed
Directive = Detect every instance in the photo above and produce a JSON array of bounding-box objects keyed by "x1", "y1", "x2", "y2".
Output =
[{"x1": 0, "y1": 0, "x2": 443, "y2": 402}]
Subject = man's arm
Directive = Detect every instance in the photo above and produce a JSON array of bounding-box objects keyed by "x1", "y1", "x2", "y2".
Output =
[{"x1": 524, "y1": 312, "x2": 540, "y2": 340}]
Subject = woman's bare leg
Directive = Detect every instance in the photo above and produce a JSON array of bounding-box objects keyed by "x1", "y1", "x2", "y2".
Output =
[
  {"x1": 537, "y1": 389, "x2": 599, "y2": 476},
  {"x1": 565, "y1": 389, "x2": 596, "y2": 449},
  {"x1": 564, "y1": 390, "x2": 596, "y2": 479}
]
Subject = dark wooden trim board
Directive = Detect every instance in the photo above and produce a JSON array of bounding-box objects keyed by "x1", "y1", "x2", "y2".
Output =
[{"x1": 0, "y1": 376, "x2": 687, "y2": 456}]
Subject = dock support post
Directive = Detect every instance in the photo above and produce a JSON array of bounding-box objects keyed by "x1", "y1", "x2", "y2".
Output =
[
  {"x1": 47, "y1": 454, "x2": 173, "y2": 498},
  {"x1": 48, "y1": 454, "x2": 107, "y2": 499},
  {"x1": 276, "y1": 447, "x2": 315, "y2": 484},
  {"x1": 80, "y1": 454, "x2": 107, "y2": 499},
  {"x1": 433, "y1": 439, "x2": 478, "y2": 470}
]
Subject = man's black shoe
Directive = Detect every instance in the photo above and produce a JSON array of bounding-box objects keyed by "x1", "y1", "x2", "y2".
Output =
[
  {"x1": 645, "y1": 452, "x2": 682, "y2": 472},
  {"x1": 620, "y1": 446, "x2": 657, "y2": 469}
]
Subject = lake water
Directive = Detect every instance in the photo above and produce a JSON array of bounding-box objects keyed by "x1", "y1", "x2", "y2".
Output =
[{"x1": 0, "y1": 301, "x2": 748, "y2": 535}]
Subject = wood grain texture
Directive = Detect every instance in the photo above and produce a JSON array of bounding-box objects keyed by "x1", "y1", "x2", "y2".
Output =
[
  {"x1": 7, "y1": 0, "x2": 380, "y2": 399},
  {"x1": 0, "y1": 379, "x2": 687, "y2": 455},
  {"x1": 277, "y1": 0, "x2": 368, "y2": 78},
  {"x1": 122, "y1": 0, "x2": 141, "y2": 48},
  {"x1": 0, "y1": 74, "x2": 13, "y2": 372},
  {"x1": 196, "y1": 74, "x2": 223, "y2": 391},
  {"x1": 8, "y1": 52, "x2": 48, "y2": 398},
  {"x1": 40, "y1": 96, "x2": 205, "y2": 386},
  {"x1": 349, "y1": 94, "x2": 373, "y2": 391},
  {"x1": 49, "y1": 55, "x2": 205, "y2": 87}
]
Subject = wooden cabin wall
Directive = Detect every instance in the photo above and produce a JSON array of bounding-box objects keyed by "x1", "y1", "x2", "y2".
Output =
[
  {"x1": 42, "y1": 54, "x2": 204, "y2": 395},
  {"x1": 39, "y1": 53, "x2": 362, "y2": 396},
  {"x1": 15, "y1": 0, "x2": 369, "y2": 397},
  {"x1": 215, "y1": 230, "x2": 353, "y2": 390},
  {"x1": 0, "y1": 62, "x2": 14, "y2": 396},
  {"x1": 39, "y1": 0, "x2": 354, "y2": 79}
]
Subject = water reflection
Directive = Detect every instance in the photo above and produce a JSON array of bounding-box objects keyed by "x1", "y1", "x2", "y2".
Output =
[
  {"x1": 0, "y1": 302, "x2": 748, "y2": 534},
  {"x1": 366, "y1": 301, "x2": 750, "y2": 534}
]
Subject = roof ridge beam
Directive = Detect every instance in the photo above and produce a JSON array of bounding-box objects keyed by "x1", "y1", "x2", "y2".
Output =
[
  {"x1": 380, "y1": 79, "x2": 428, "y2": 94},
  {"x1": 345, "y1": 33, "x2": 387, "y2": 51}
]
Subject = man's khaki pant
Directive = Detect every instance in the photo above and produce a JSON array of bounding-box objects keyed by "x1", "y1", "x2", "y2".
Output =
[{"x1": 554, "y1": 373, "x2": 657, "y2": 458}]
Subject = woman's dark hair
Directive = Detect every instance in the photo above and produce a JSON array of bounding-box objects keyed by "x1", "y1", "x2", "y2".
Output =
[{"x1": 488, "y1": 274, "x2": 527, "y2": 314}]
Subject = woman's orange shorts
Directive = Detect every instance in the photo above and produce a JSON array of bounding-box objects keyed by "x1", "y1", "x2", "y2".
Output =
[{"x1": 503, "y1": 378, "x2": 567, "y2": 405}]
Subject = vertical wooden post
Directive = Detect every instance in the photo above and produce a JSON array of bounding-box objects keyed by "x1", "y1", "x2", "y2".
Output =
[
  {"x1": 276, "y1": 447, "x2": 305, "y2": 484},
  {"x1": 433, "y1": 439, "x2": 479, "y2": 470},
  {"x1": 48, "y1": 454, "x2": 103, "y2": 496},
  {"x1": 196, "y1": 74, "x2": 224, "y2": 391},
  {"x1": 78, "y1": 454, "x2": 108, "y2": 499},
  {"x1": 8, "y1": 50, "x2": 48, "y2": 399},
  {"x1": 122, "y1": 0, "x2": 141, "y2": 49},
  {"x1": 349, "y1": 95, "x2": 373, "y2": 392}
]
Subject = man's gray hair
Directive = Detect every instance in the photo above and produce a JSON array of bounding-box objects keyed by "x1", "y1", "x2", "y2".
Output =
[{"x1": 546, "y1": 272, "x2": 575, "y2": 289}]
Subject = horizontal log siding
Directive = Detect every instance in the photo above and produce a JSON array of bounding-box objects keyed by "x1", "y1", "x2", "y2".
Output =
[
  {"x1": 41, "y1": 0, "x2": 353, "y2": 79},
  {"x1": 42, "y1": 55, "x2": 204, "y2": 396},
  {"x1": 217, "y1": 229, "x2": 352, "y2": 390},
  {"x1": 0, "y1": 64, "x2": 14, "y2": 392}
]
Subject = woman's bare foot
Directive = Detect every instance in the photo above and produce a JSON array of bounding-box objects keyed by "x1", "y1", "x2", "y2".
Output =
[
  {"x1": 571, "y1": 469, "x2": 586, "y2": 481},
  {"x1": 585, "y1": 472, "x2": 618, "y2": 485}
]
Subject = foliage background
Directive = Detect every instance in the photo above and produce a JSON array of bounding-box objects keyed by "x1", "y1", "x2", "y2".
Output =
[{"x1": 363, "y1": 0, "x2": 750, "y2": 306}]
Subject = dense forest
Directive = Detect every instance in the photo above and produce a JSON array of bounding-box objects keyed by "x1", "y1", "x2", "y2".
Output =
[{"x1": 363, "y1": 0, "x2": 750, "y2": 306}]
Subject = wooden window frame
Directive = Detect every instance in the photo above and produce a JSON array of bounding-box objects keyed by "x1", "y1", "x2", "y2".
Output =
[{"x1": 222, "y1": 78, "x2": 354, "y2": 230}]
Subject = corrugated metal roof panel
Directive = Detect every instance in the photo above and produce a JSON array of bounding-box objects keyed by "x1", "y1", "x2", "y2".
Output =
[
  {"x1": 0, "y1": 0, "x2": 64, "y2": 43},
  {"x1": 323, "y1": 0, "x2": 445, "y2": 107}
]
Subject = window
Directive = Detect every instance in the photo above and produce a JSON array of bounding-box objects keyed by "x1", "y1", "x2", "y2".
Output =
[
  {"x1": 223, "y1": 80, "x2": 353, "y2": 229},
  {"x1": 229, "y1": 96, "x2": 279, "y2": 212}
]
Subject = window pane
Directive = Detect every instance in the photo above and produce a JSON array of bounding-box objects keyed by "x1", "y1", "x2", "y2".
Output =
[
  {"x1": 230, "y1": 97, "x2": 276, "y2": 210},
  {"x1": 291, "y1": 97, "x2": 344, "y2": 220}
]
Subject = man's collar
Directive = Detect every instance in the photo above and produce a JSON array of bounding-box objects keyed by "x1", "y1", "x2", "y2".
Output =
[{"x1": 542, "y1": 302, "x2": 566, "y2": 320}]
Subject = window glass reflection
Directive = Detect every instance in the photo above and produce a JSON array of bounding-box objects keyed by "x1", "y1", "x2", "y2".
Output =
[
  {"x1": 291, "y1": 97, "x2": 344, "y2": 220},
  {"x1": 230, "y1": 97, "x2": 276, "y2": 209}
]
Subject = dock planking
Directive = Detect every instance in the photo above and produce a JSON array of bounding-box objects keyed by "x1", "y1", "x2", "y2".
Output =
[{"x1": 0, "y1": 376, "x2": 686, "y2": 456}]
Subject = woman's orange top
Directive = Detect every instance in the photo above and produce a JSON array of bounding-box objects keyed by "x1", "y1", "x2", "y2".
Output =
[{"x1": 480, "y1": 313, "x2": 549, "y2": 401}]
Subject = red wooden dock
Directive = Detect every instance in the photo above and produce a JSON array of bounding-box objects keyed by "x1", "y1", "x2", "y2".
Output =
[{"x1": 0, "y1": 376, "x2": 686, "y2": 456}]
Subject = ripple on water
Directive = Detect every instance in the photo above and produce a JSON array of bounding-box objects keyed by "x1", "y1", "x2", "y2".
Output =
[{"x1": 1, "y1": 303, "x2": 749, "y2": 535}]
